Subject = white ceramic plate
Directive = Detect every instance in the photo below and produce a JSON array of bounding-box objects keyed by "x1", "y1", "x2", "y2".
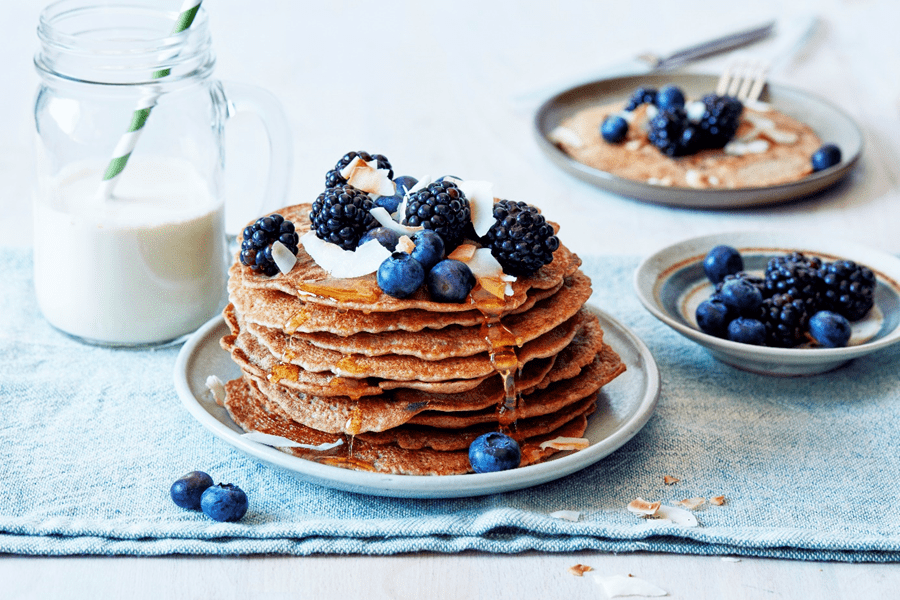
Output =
[
  {"x1": 172, "y1": 306, "x2": 659, "y2": 498},
  {"x1": 534, "y1": 73, "x2": 863, "y2": 208},
  {"x1": 634, "y1": 232, "x2": 900, "y2": 375}
]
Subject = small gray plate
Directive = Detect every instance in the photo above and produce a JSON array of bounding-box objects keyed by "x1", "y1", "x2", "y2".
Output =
[
  {"x1": 534, "y1": 73, "x2": 863, "y2": 209},
  {"x1": 634, "y1": 232, "x2": 900, "y2": 375}
]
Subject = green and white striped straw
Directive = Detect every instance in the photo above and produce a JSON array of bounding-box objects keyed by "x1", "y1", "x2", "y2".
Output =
[{"x1": 98, "y1": 0, "x2": 202, "y2": 199}]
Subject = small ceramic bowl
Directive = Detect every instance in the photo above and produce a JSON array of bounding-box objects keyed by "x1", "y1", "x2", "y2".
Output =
[{"x1": 634, "y1": 232, "x2": 900, "y2": 376}]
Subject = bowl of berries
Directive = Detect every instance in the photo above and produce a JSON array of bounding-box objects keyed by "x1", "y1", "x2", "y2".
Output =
[{"x1": 634, "y1": 232, "x2": 900, "y2": 375}]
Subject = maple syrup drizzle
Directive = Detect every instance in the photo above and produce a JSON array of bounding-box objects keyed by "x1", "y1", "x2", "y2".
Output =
[
  {"x1": 284, "y1": 308, "x2": 310, "y2": 334},
  {"x1": 295, "y1": 279, "x2": 382, "y2": 303},
  {"x1": 269, "y1": 363, "x2": 299, "y2": 384},
  {"x1": 472, "y1": 284, "x2": 521, "y2": 433}
]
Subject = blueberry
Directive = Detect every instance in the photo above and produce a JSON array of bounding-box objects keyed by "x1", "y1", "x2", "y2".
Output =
[
  {"x1": 374, "y1": 193, "x2": 403, "y2": 215},
  {"x1": 719, "y1": 277, "x2": 763, "y2": 313},
  {"x1": 468, "y1": 432, "x2": 521, "y2": 473},
  {"x1": 808, "y1": 310, "x2": 852, "y2": 348},
  {"x1": 170, "y1": 471, "x2": 214, "y2": 511},
  {"x1": 393, "y1": 175, "x2": 418, "y2": 195},
  {"x1": 377, "y1": 252, "x2": 425, "y2": 298},
  {"x1": 426, "y1": 259, "x2": 476, "y2": 303},
  {"x1": 655, "y1": 85, "x2": 686, "y2": 111},
  {"x1": 600, "y1": 115, "x2": 628, "y2": 143},
  {"x1": 727, "y1": 317, "x2": 767, "y2": 345},
  {"x1": 409, "y1": 230, "x2": 445, "y2": 271},
  {"x1": 200, "y1": 483, "x2": 248, "y2": 522},
  {"x1": 811, "y1": 144, "x2": 841, "y2": 172},
  {"x1": 703, "y1": 245, "x2": 744, "y2": 284},
  {"x1": 696, "y1": 299, "x2": 732, "y2": 337},
  {"x1": 358, "y1": 226, "x2": 401, "y2": 251}
]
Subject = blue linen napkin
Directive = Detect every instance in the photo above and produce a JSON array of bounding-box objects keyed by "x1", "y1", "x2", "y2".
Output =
[{"x1": 1, "y1": 247, "x2": 898, "y2": 560}]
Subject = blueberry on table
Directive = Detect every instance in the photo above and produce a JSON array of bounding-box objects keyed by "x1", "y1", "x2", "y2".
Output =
[
  {"x1": 358, "y1": 226, "x2": 401, "y2": 251},
  {"x1": 655, "y1": 84, "x2": 686, "y2": 111},
  {"x1": 696, "y1": 298, "x2": 732, "y2": 337},
  {"x1": 727, "y1": 317, "x2": 767, "y2": 346},
  {"x1": 377, "y1": 252, "x2": 425, "y2": 298},
  {"x1": 703, "y1": 245, "x2": 744, "y2": 284},
  {"x1": 468, "y1": 432, "x2": 521, "y2": 473},
  {"x1": 808, "y1": 310, "x2": 852, "y2": 348},
  {"x1": 170, "y1": 471, "x2": 213, "y2": 511},
  {"x1": 200, "y1": 483, "x2": 249, "y2": 522},
  {"x1": 410, "y1": 230, "x2": 445, "y2": 271},
  {"x1": 600, "y1": 115, "x2": 628, "y2": 143},
  {"x1": 426, "y1": 259, "x2": 476, "y2": 303},
  {"x1": 811, "y1": 144, "x2": 842, "y2": 172}
]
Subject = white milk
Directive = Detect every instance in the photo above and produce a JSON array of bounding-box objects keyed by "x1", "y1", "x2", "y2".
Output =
[{"x1": 33, "y1": 157, "x2": 226, "y2": 345}]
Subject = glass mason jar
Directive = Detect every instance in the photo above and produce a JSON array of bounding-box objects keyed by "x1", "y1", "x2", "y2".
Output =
[{"x1": 33, "y1": 0, "x2": 291, "y2": 346}]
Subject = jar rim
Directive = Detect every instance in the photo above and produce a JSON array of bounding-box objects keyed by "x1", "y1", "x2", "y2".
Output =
[{"x1": 35, "y1": 0, "x2": 214, "y2": 85}]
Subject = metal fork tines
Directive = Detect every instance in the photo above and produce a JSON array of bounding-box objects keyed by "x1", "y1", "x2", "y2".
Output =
[{"x1": 716, "y1": 59, "x2": 770, "y2": 103}]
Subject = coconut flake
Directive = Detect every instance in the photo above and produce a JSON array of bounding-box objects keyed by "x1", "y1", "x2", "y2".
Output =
[
  {"x1": 339, "y1": 155, "x2": 366, "y2": 179},
  {"x1": 241, "y1": 431, "x2": 343, "y2": 450},
  {"x1": 624, "y1": 139, "x2": 645, "y2": 151},
  {"x1": 686, "y1": 100, "x2": 705, "y2": 123},
  {"x1": 300, "y1": 231, "x2": 391, "y2": 278},
  {"x1": 447, "y1": 243, "x2": 477, "y2": 262},
  {"x1": 406, "y1": 175, "x2": 432, "y2": 196},
  {"x1": 663, "y1": 475, "x2": 680, "y2": 485},
  {"x1": 547, "y1": 126, "x2": 583, "y2": 148},
  {"x1": 627, "y1": 498, "x2": 660, "y2": 516},
  {"x1": 205, "y1": 375, "x2": 226, "y2": 405},
  {"x1": 724, "y1": 139, "x2": 770, "y2": 156},
  {"x1": 369, "y1": 207, "x2": 423, "y2": 236},
  {"x1": 618, "y1": 110, "x2": 636, "y2": 124},
  {"x1": 464, "y1": 248, "x2": 517, "y2": 298},
  {"x1": 456, "y1": 180, "x2": 496, "y2": 237},
  {"x1": 568, "y1": 564, "x2": 593, "y2": 577},
  {"x1": 549, "y1": 510, "x2": 581, "y2": 522},
  {"x1": 539, "y1": 436, "x2": 589, "y2": 451},
  {"x1": 674, "y1": 497, "x2": 705, "y2": 510},
  {"x1": 591, "y1": 573, "x2": 668, "y2": 598},
  {"x1": 655, "y1": 504, "x2": 699, "y2": 527},
  {"x1": 396, "y1": 235, "x2": 415, "y2": 254},
  {"x1": 271, "y1": 240, "x2": 298, "y2": 274},
  {"x1": 346, "y1": 161, "x2": 395, "y2": 196},
  {"x1": 710, "y1": 495, "x2": 726, "y2": 506},
  {"x1": 685, "y1": 170, "x2": 705, "y2": 188}
]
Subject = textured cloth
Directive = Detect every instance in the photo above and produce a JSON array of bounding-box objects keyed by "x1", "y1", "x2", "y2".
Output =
[{"x1": 1, "y1": 247, "x2": 898, "y2": 560}]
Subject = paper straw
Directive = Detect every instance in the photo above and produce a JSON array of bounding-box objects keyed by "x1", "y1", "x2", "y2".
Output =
[{"x1": 98, "y1": 0, "x2": 202, "y2": 199}]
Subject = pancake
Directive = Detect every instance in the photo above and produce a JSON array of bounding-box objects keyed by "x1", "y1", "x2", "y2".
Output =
[
  {"x1": 555, "y1": 100, "x2": 820, "y2": 189},
  {"x1": 218, "y1": 186, "x2": 626, "y2": 476}
]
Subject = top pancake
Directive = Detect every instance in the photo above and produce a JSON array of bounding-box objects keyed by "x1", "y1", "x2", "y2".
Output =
[{"x1": 235, "y1": 203, "x2": 580, "y2": 315}]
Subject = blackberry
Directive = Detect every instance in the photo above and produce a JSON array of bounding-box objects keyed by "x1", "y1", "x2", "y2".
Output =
[
  {"x1": 484, "y1": 200, "x2": 560, "y2": 277},
  {"x1": 817, "y1": 260, "x2": 876, "y2": 321},
  {"x1": 696, "y1": 94, "x2": 743, "y2": 149},
  {"x1": 759, "y1": 293, "x2": 810, "y2": 348},
  {"x1": 324, "y1": 150, "x2": 394, "y2": 188},
  {"x1": 401, "y1": 180, "x2": 471, "y2": 250},
  {"x1": 309, "y1": 185, "x2": 378, "y2": 250},
  {"x1": 647, "y1": 107, "x2": 690, "y2": 157},
  {"x1": 240, "y1": 213, "x2": 299, "y2": 276},
  {"x1": 624, "y1": 86, "x2": 657, "y2": 111},
  {"x1": 764, "y1": 252, "x2": 823, "y2": 309}
]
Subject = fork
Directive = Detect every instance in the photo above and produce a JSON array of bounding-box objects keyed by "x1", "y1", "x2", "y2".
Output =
[{"x1": 716, "y1": 58, "x2": 770, "y2": 102}]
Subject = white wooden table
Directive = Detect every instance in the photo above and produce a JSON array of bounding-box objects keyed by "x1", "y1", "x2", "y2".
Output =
[{"x1": 2, "y1": 1, "x2": 899, "y2": 597}]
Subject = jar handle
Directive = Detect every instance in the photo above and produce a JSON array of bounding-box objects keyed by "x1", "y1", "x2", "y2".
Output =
[{"x1": 219, "y1": 81, "x2": 293, "y2": 235}]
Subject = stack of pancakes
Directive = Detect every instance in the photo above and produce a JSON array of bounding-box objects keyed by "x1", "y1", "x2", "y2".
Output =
[{"x1": 219, "y1": 203, "x2": 625, "y2": 475}]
